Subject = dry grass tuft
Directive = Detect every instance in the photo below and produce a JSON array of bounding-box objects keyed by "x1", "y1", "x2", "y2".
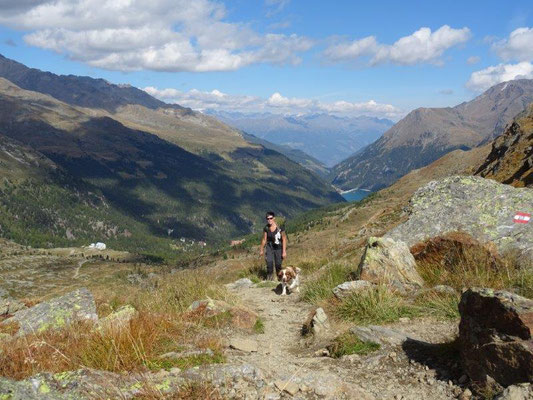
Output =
[
  {"x1": 0, "y1": 268, "x2": 233, "y2": 380},
  {"x1": 413, "y1": 232, "x2": 533, "y2": 298}
]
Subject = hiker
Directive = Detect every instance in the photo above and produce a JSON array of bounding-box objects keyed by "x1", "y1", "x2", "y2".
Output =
[{"x1": 259, "y1": 211, "x2": 287, "y2": 280}]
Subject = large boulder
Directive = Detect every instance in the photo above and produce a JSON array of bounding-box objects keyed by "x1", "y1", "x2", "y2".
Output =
[
  {"x1": 386, "y1": 176, "x2": 533, "y2": 260},
  {"x1": 458, "y1": 288, "x2": 533, "y2": 391},
  {"x1": 1, "y1": 288, "x2": 98, "y2": 336},
  {"x1": 357, "y1": 237, "x2": 424, "y2": 290}
]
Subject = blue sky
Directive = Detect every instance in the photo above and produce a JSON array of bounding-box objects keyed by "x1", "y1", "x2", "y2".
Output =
[{"x1": 1, "y1": 0, "x2": 532, "y2": 120}]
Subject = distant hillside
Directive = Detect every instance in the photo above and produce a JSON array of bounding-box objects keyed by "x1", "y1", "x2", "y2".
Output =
[
  {"x1": 331, "y1": 79, "x2": 533, "y2": 190},
  {"x1": 241, "y1": 132, "x2": 329, "y2": 178},
  {"x1": 0, "y1": 77, "x2": 343, "y2": 251},
  {"x1": 209, "y1": 110, "x2": 393, "y2": 167},
  {"x1": 475, "y1": 103, "x2": 533, "y2": 187}
]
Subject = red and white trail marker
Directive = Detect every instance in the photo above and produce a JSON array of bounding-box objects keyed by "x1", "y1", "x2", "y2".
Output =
[{"x1": 513, "y1": 212, "x2": 531, "y2": 224}]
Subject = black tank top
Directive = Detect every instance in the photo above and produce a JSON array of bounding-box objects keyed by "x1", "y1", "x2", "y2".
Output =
[{"x1": 264, "y1": 225, "x2": 284, "y2": 249}]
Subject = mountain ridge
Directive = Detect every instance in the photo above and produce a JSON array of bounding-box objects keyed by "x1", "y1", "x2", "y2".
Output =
[
  {"x1": 209, "y1": 110, "x2": 393, "y2": 167},
  {"x1": 331, "y1": 79, "x2": 533, "y2": 190}
]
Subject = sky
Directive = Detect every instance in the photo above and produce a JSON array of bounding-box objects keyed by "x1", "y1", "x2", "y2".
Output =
[{"x1": 0, "y1": 0, "x2": 532, "y2": 121}]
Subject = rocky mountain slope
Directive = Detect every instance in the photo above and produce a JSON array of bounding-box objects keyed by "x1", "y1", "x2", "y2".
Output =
[
  {"x1": 331, "y1": 79, "x2": 533, "y2": 191},
  {"x1": 475, "y1": 103, "x2": 533, "y2": 187},
  {"x1": 211, "y1": 111, "x2": 393, "y2": 167},
  {"x1": 0, "y1": 77, "x2": 342, "y2": 252}
]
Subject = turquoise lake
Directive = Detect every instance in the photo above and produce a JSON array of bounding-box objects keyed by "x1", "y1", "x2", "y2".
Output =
[{"x1": 341, "y1": 189, "x2": 372, "y2": 202}]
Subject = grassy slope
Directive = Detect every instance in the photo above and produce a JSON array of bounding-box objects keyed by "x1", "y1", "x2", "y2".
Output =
[{"x1": 0, "y1": 79, "x2": 342, "y2": 256}]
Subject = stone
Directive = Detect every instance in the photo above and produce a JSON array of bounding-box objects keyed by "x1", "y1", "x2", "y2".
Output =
[
  {"x1": 274, "y1": 380, "x2": 299, "y2": 395},
  {"x1": 494, "y1": 383, "x2": 533, "y2": 400},
  {"x1": 357, "y1": 237, "x2": 424, "y2": 290},
  {"x1": 386, "y1": 176, "x2": 533, "y2": 261},
  {"x1": 458, "y1": 388, "x2": 472, "y2": 400},
  {"x1": 229, "y1": 338, "x2": 258, "y2": 352},
  {"x1": 332, "y1": 280, "x2": 373, "y2": 299},
  {"x1": 458, "y1": 288, "x2": 533, "y2": 390},
  {"x1": 1, "y1": 288, "x2": 98, "y2": 336},
  {"x1": 187, "y1": 298, "x2": 258, "y2": 331},
  {"x1": 432, "y1": 285, "x2": 457, "y2": 295},
  {"x1": 225, "y1": 278, "x2": 255, "y2": 290},
  {"x1": 350, "y1": 325, "x2": 420, "y2": 346},
  {"x1": 0, "y1": 297, "x2": 26, "y2": 316},
  {"x1": 302, "y1": 307, "x2": 330, "y2": 337},
  {"x1": 97, "y1": 305, "x2": 137, "y2": 332}
]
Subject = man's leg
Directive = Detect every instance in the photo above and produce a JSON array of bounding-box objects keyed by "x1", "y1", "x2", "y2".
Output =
[{"x1": 265, "y1": 246, "x2": 275, "y2": 280}]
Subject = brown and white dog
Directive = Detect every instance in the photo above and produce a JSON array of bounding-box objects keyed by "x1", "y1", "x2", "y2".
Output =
[{"x1": 277, "y1": 266, "x2": 301, "y2": 295}]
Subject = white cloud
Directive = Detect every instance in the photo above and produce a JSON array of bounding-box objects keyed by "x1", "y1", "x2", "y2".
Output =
[
  {"x1": 0, "y1": 0, "x2": 312, "y2": 72},
  {"x1": 323, "y1": 25, "x2": 471, "y2": 66},
  {"x1": 265, "y1": 0, "x2": 290, "y2": 16},
  {"x1": 144, "y1": 87, "x2": 403, "y2": 119},
  {"x1": 467, "y1": 56, "x2": 480, "y2": 65},
  {"x1": 492, "y1": 27, "x2": 533, "y2": 62},
  {"x1": 466, "y1": 62, "x2": 533, "y2": 91}
]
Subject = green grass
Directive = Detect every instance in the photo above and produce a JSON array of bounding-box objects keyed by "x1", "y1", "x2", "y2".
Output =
[
  {"x1": 147, "y1": 352, "x2": 225, "y2": 371},
  {"x1": 414, "y1": 291, "x2": 460, "y2": 320},
  {"x1": 327, "y1": 332, "x2": 380, "y2": 358},
  {"x1": 253, "y1": 318, "x2": 265, "y2": 334},
  {"x1": 300, "y1": 263, "x2": 354, "y2": 304},
  {"x1": 336, "y1": 286, "x2": 418, "y2": 325}
]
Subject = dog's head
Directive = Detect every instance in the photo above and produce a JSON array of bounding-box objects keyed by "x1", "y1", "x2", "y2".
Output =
[{"x1": 277, "y1": 266, "x2": 301, "y2": 283}]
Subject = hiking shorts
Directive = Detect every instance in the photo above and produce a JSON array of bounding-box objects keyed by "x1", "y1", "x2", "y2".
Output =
[{"x1": 265, "y1": 245, "x2": 282, "y2": 275}]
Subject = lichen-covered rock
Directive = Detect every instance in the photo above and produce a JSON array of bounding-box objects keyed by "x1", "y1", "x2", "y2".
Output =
[
  {"x1": 1, "y1": 288, "x2": 97, "y2": 336},
  {"x1": 458, "y1": 288, "x2": 533, "y2": 391},
  {"x1": 332, "y1": 280, "x2": 373, "y2": 299},
  {"x1": 386, "y1": 176, "x2": 533, "y2": 260},
  {"x1": 357, "y1": 237, "x2": 424, "y2": 290},
  {"x1": 0, "y1": 297, "x2": 26, "y2": 316},
  {"x1": 97, "y1": 305, "x2": 136, "y2": 332}
]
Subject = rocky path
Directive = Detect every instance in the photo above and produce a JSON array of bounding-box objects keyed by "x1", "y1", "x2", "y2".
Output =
[{"x1": 225, "y1": 282, "x2": 466, "y2": 400}]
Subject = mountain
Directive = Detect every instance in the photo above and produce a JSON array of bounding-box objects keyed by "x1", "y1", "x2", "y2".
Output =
[
  {"x1": 331, "y1": 79, "x2": 533, "y2": 191},
  {"x1": 208, "y1": 110, "x2": 393, "y2": 167},
  {"x1": 0, "y1": 62, "x2": 343, "y2": 252},
  {"x1": 475, "y1": 103, "x2": 533, "y2": 187},
  {"x1": 240, "y1": 132, "x2": 329, "y2": 178}
]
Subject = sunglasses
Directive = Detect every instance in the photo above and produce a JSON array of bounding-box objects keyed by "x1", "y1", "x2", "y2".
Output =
[{"x1": 266, "y1": 217, "x2": 274, "y2": 220}]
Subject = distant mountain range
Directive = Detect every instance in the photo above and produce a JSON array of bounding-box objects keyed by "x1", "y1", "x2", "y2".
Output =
[
  {"x1": 0, "y1": 55, "x2": 343, "y2": 255},
  {"x1": 331, "y1": 79, "x2": 533, "y2": 191},
  {"x1": 208, "y1": 110, "x2": 393, "y2": 167}
]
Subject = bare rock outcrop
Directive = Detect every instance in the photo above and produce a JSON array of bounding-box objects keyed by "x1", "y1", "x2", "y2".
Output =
[
  {"x1": 357, "y1": 237, "x2": 424, "y2": 290},
  {"x1": 1, "y1": 288, "x2": 97, "y2": 336},
  {"x1": 458, "y1": 288, "x2": 533, "y2": 391},
  {"x1": 386, "y1": 176, "x2": 533, "y2": 261}
]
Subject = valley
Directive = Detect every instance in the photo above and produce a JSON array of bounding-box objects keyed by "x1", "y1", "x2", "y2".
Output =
[{"x1": 0, "y1": 51, "x2": 533, "y2": 400}]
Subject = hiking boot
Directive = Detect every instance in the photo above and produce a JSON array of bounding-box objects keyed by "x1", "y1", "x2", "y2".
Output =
[{"x1": 267, "y1": 273, "x2": 275, "y2": 281}]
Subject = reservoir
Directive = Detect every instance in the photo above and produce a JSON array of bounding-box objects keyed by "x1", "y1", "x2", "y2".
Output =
[{"x1": 341, "y1": 188, "x2": 372, "y2": 202}]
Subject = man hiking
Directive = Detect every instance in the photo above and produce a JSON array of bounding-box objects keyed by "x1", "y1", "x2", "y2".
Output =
[{"x1": 259, "y1": 211, "x2": 287, "y2": 281}]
